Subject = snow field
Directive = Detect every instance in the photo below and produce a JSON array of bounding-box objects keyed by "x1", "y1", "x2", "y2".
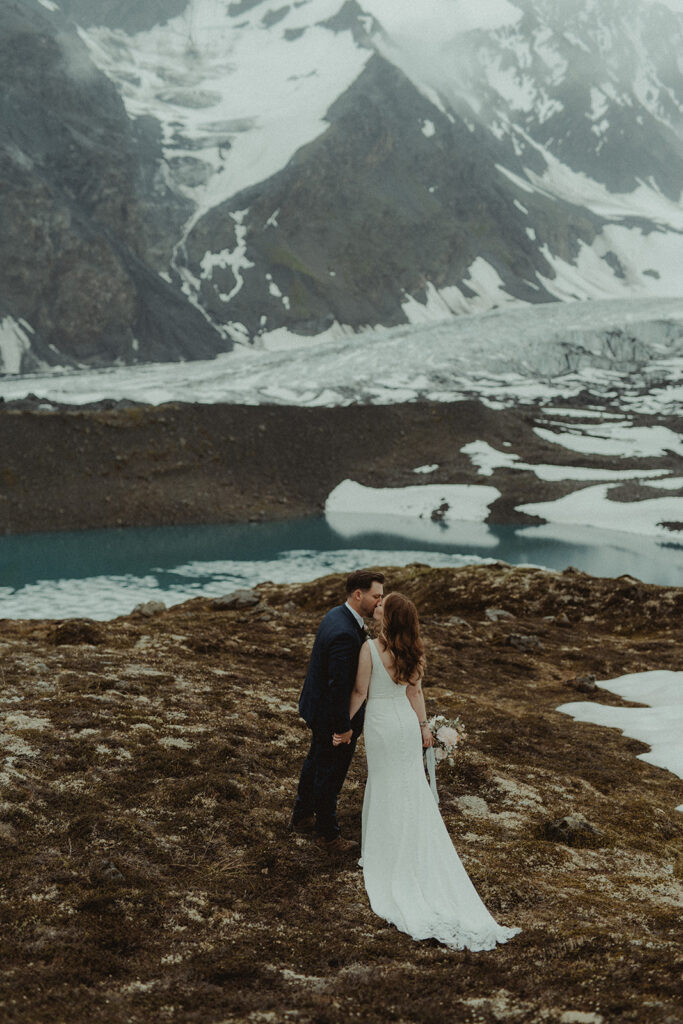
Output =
[{"x1": 558, "y1": 671, "x2": 683, "y2": 812}]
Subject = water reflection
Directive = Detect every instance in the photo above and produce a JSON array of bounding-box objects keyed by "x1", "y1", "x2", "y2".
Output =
[{"x1": 1, "y1": 514, "x2": 681, "y2": 621}]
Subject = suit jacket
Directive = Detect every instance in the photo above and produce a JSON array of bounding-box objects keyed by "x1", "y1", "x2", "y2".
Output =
[{"x1": 298, "y1": 604, "x2": 366, "y2": 734}]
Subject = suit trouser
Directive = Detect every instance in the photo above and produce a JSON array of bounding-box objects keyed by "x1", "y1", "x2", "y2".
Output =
[{"x1": 293, "y1": 717, "x2": 361, "y2": 840}]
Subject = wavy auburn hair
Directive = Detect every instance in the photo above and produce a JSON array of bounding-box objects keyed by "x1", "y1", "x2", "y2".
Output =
[{"x1": 378, "y1": 592, "x2": 425, "y2": 685}]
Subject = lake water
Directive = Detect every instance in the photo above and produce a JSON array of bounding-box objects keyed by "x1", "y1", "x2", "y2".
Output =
[{"x1": 1, "y1": 514, "x2": 681, "y2": 620}]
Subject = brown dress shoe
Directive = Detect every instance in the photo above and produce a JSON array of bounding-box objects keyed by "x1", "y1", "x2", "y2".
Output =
[
  {"x1": 317, "y1": 835, "x2": 359, "y2": 854},
  {"x1": 288, "y1": 814, "x2": 316, "y2": 835}
]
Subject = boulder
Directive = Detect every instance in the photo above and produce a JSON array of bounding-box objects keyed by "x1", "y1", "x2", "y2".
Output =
[
  {"x1": 505, "y1": 633, "x2": 543, "y2": 652},
  {"x1": 485, "y1": 607, "x2": 515, "y2": 622},
  {"x1": 564, "y1": 674, "x2": 598, "y2": 694},
  {"x1": 212, "y1": 589, "x2": 260, "y2": 610},
  {"x1": 132, "y1": 600, "x2": 167, "y2": 618},
  {"x1": 539, "y1": 813, "x2": 603, "y2": 848}
]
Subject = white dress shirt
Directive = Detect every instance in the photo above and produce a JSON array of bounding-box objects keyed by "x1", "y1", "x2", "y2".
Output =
[{"x1": 344, "y1": 601, "x2": 365, "y2": 629}]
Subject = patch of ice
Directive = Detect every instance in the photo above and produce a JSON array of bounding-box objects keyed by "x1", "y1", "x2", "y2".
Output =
[
  {"x1": 518, "y1": 483, "x2": 683, "y2": 540},
  {"x1": 641, "y1": 476, "x2": 683, "y2": 490},
  {"x1": 638, "y1": 0, "x2": 683, "y2": 12},
  {"x1": 497, "y1": 145, "x2": 683, "y2": 232},
  {"x1": 325, "y1": 479, "x2": 500, "y2": 523},
  {"x1": 534, "y1": 424, "x2": 683, "y2": 459},
  {"x1": 199, "y1": 209, "x2": 253, "y2": 303},
  {"x1": 3, "y1": 298, "x2": 683, "y2": 414},
  {"x1": 413, "y1": 464, "x2": 439, "y2": 474},
  {"x1": 0, "y1": 547, "x2": 501, "y2": 622},
  {"x1": 539, "y1": 408, "x2": 624, "y2": 419},
  {"x1": 462, "y1": 440, "x2": 672, "y2": 482},
  {"x1": 0, "y1": 318, "x2": 35, "y2": 375},
  {"x1": 558, "y1": 670, "x2": 683, "y2": 812},
  {"x1": 80, "y1": 0, "x2": 368, "y2": 223}
]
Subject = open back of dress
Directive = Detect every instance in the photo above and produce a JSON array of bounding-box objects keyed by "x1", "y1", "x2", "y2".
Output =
[{"x1": 361, "y1": 639, "x2": 520, "y2": 950}]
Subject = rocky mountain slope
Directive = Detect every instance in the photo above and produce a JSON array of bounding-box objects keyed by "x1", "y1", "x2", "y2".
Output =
[
  {"x1": 1, "y1": 0, "x2": 682, "y2": 369},
  {"x1": 0, "y1": 0, "x2": 227, "y2": 372},
  {"x1": 0, "y1": 565, "x2": 681, "y2": 1023}
]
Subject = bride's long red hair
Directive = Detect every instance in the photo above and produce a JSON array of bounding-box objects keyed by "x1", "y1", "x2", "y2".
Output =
[{"x1": 378, "y1": 592, "x2": 425, "y2": 685}]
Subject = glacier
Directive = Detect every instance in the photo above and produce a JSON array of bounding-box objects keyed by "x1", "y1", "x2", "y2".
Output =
[{"x1": 2, "y1": 297, "x2": 682, "y2": 412}]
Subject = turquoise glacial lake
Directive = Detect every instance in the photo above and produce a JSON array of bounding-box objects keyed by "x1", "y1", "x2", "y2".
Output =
[{"x1": 1, "y1": 514, "x2": 681, "y2": 620}]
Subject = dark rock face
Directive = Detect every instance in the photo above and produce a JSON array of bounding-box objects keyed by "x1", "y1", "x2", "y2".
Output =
[
  {"x1": 183, "y1": 54, "x2": 606, "y2": 338},
  {"x1": 0, "y1": 3, "x2": 227, "y2": 370}
]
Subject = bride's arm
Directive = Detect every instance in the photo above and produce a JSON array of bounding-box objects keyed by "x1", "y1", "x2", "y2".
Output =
[
  {"x1": 349, "y1": 641, "x2": 372, "y2": 720},
  {"x1": 332, "y1": 642, "x2": 371, "y2": 746},
  {"x1": 407, "y1": 674, "x2": 434, "y2": 748}
]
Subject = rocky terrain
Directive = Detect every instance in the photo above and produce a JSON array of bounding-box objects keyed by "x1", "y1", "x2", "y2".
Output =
[
  {"x1": 0, "y1": 564, "x2": 681, "y2": 1023},
  {"x1": 2, "y1": 395, "x2": 682, "y2": 535},
  {"x1": 0, "y1": 1, "x2": 227, "y2": 371}
]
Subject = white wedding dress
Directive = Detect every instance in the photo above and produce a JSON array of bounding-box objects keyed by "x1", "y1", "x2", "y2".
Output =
[{"x1": 361, "y1": 639, "x2": 520, "y2": 950}]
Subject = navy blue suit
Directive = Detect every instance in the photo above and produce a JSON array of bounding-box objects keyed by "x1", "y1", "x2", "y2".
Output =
[{"x1": 293, "y1": 604, "x2": 366, "y2": 839}]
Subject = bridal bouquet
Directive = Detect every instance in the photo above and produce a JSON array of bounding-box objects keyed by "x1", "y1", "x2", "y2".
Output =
[{"x1": 427, "y1": 714, "x2": 467, "y2": 767}]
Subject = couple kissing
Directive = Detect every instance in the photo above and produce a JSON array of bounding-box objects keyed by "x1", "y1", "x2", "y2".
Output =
[{"x1": 290, "y1": 569, "x2": 520, "y2": 951}]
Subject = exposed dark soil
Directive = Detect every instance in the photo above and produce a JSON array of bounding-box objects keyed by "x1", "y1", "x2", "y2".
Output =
[
  {"x1": 1, "y1": 398, "x2": 681, "y2": 535},
  {"x1": 1, "y1": 564, "x2": 682, "y2": 1023}
]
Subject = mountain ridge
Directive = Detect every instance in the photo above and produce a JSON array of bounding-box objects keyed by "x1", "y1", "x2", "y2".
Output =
[{"x1": 1, "y1": 0, "x2": 682, "y2": 370}]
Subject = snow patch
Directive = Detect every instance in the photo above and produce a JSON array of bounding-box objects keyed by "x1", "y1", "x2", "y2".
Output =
[
  {"x1": 0, "y1": 318, "x2": 35, "y2": 375},
  {"x1": 79, "y1": 0, "x2": 369, "y2": 224},
  {"x1": 199, "y1": 208, "x2": 253, "y2": 302},
  {"x1": 534, "y1": 424, "x2": 683, "y2": 459},
  {"x1": 518, "y1": 483, "x2": 683, "y2": 540},
  {"x1": 461, "y1": 440, "x2": 670, "y2": 483},
  {"x1": 325, "y1": 479, "x2": 500, "y2": 524},
  {"x1": 558, "y1": 670, "x2": 683, "y2": 811}
]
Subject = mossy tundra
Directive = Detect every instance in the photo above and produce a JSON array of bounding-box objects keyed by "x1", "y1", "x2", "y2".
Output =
[{"x1": 0, "y1": 564, "x2": 681, "y2": 1023}]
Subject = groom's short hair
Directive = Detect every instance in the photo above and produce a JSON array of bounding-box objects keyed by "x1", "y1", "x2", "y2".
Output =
[{"x1": 346, "y1": 569, "x2": 385, "y2": 595}]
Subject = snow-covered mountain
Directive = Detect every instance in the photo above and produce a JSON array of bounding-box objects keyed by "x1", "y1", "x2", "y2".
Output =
[{"x1": 1, "y1": 0, "x2": 682, "y2": 370}]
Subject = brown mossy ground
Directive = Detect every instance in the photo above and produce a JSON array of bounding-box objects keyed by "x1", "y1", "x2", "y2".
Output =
[
  {"x1": 1, "y1": 398, "x2": 682, "y2": 535},
  {"x1": 0, "y1": 564, "x2": 682, "y2": 1023}
]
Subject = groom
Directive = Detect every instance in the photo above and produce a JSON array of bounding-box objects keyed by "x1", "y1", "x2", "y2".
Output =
[{"x1": 290, "y1": 569, "x2": 385, "y2": 853}]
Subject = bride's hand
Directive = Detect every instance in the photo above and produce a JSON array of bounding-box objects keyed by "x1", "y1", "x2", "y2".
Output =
[{"x1": 421, "y1": 725, "x2": 434, "y2": 749}]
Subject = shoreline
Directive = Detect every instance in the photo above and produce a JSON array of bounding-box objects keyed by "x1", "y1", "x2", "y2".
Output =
[{"x1": 2, "y1": 397, "x2": 682, "y2": 537}]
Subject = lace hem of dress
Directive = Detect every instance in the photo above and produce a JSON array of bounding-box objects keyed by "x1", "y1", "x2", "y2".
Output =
[{"x1": 406, "y1": 922, "x2": 521, "y2": 951}]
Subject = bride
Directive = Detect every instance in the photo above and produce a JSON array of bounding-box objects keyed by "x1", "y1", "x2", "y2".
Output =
[{"x1": 334, "y1": 592, "x2": 520, "y2": 951}]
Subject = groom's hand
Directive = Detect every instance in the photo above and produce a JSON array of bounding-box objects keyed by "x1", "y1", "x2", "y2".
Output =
[{"x1": 332, "y1": 729, "x2": 353, "y2": 746}]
